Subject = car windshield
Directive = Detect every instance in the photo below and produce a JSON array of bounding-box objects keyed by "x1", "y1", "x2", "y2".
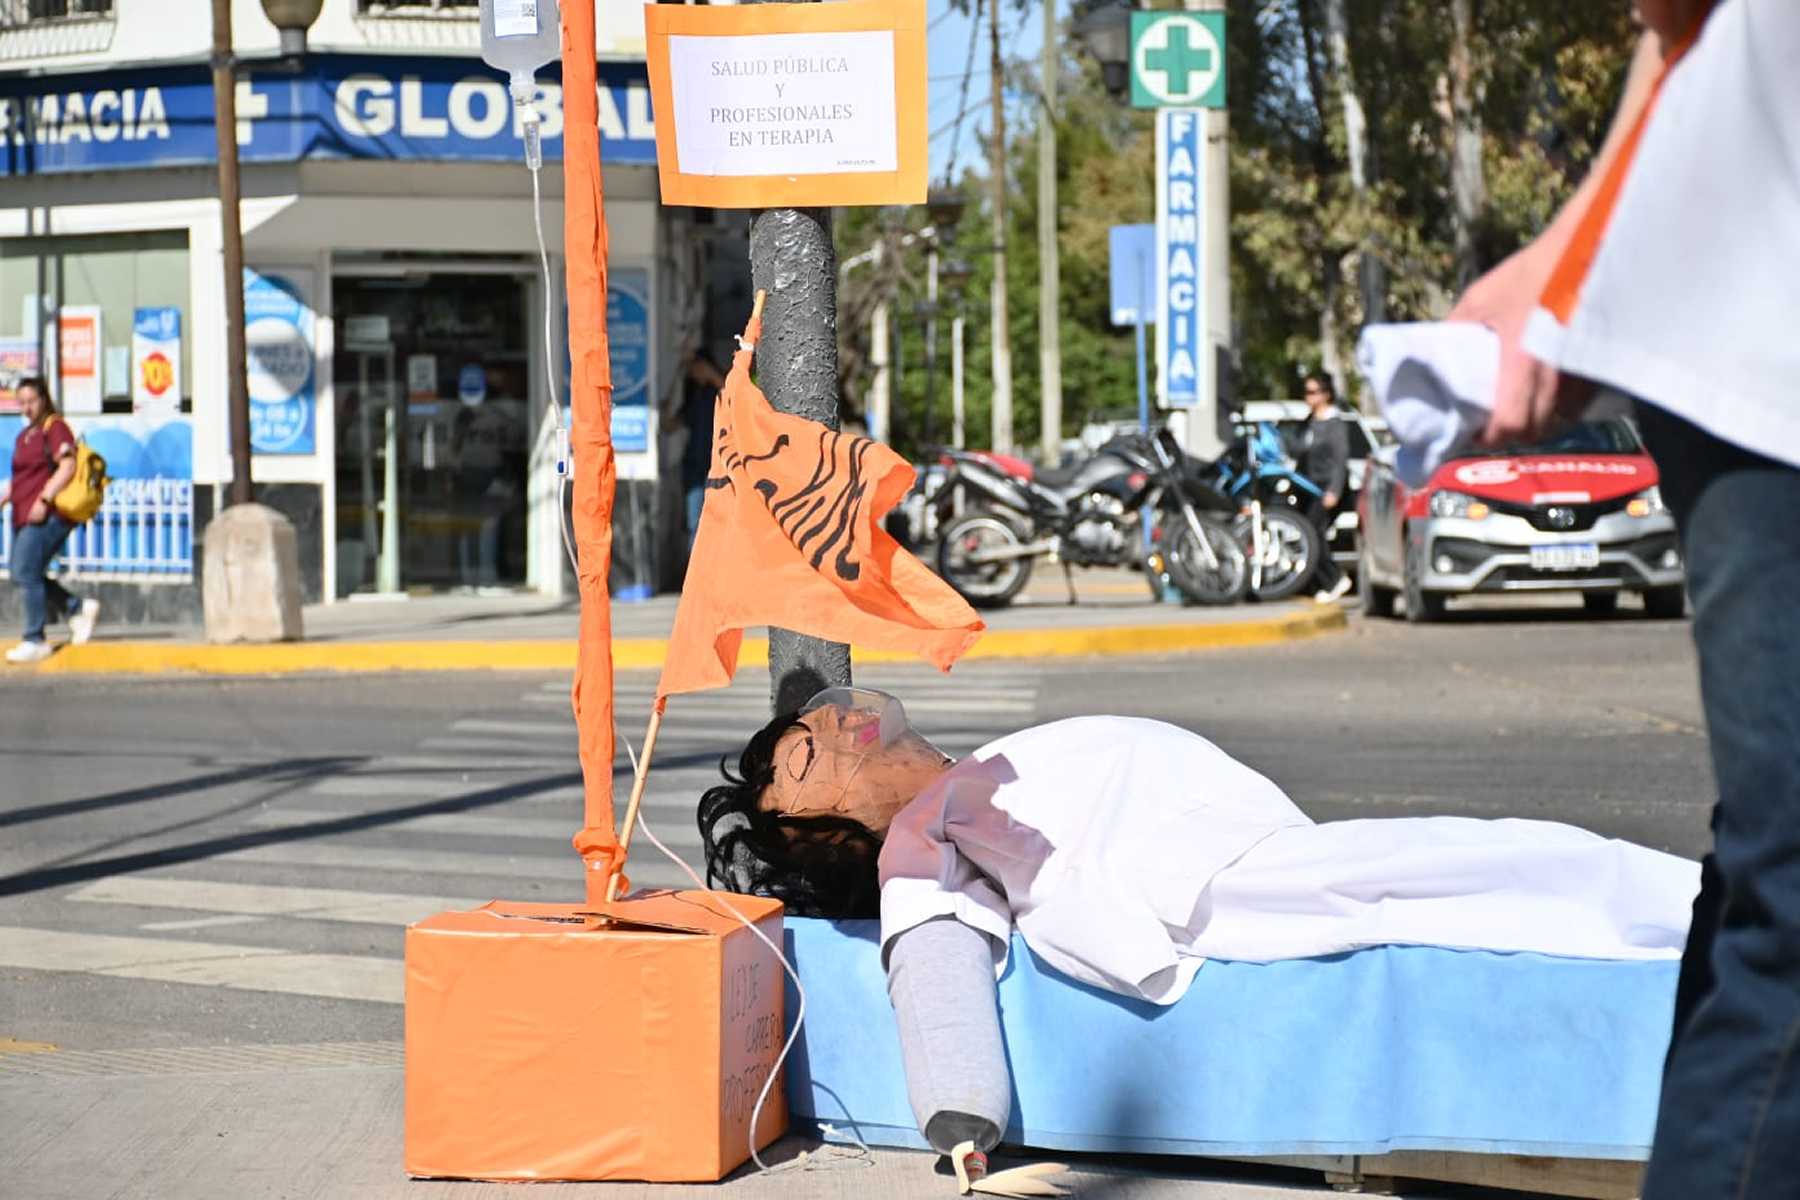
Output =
[{"x1": 1455, "y1": 418, "x2": 1643, "y2": 459}]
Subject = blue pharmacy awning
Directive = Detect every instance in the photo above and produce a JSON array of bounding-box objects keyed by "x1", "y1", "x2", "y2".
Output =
[{"x1": 0, "y1": 54, "x2": 655, "y2": 177}]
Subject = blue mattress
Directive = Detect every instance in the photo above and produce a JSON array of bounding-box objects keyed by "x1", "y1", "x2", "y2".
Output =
[{"x1": 782, "y1": 918, "x2": 1676, "y2": 1160}]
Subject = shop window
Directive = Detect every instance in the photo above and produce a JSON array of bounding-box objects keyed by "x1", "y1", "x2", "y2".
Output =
[
  {"x1": 3, "y1": 0, "x2": 114, "y2": 24},
  {"x1": 0, "y1": 231, "x2": 189, "y2": 414},
  {"x1": 355, "y1": 0, "x2": 478, "y2": 16}
]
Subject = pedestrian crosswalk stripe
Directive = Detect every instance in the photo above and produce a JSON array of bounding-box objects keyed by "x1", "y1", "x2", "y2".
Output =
[
  {"x1": 67, "y1": 878, "x2": 483, "y2": 926},
  {"x1": 449, "y1": 718, "x2": 573, "y2": 737},
  {"x1": 212, "y1": 841, "x2": 696, "y2": 887},
  {"x1": 245, "y1": 808, "x2": 703, "y2": 848},
  {"x1": 140, "y1": 913, "x2": 268, "y2": 933},
  {"x1": 416, "y1": 736, "x2": 579, "y2": 756},
  {"x1": 0, "y1": 925, "x2": 401, "y2": 1005}
]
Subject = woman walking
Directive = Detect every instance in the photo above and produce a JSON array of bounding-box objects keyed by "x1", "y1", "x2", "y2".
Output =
[{"x1": 2, "y1": 377, "x2": 99, "y2": 664}]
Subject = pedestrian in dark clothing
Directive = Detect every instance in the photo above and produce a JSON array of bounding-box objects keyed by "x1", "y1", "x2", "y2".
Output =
[
  {"x1": 1299, "y1": 375, "x2": 1351, "y2": 602},
  {"x1": 681, "y1": 349, "x2": 728, "y2": 550}
]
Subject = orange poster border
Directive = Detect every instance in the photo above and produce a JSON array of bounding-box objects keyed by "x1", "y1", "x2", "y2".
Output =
[{"x1": 645, "y1": 0, "x2": 927, "y2": 209}]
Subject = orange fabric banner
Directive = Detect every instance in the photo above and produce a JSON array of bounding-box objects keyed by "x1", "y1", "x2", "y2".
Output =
[
  {"x1": 657, "y1": 309, "x2": 985, "y2": 701},
  {"x1": 560, "y1": 0, "x2": 624, "y2": 899}
]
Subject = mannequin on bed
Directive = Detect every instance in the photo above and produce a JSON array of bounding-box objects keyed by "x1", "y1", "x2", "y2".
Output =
[{"x1": 698, "y1": 688, "x2": 1698, "y2": 1163}]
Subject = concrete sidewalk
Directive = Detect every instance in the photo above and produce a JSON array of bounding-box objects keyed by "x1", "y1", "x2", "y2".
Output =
[
  {"x1": 15, "y1": 569, "x2": 1348, "y2": 676},
  {"x1": 0, "y1": 1049, "x2": 1471, "y2": 1200}
]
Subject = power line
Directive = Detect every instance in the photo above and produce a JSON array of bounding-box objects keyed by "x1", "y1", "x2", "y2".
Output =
[{"x1": 940, "y1": 0, "x2": 983, "y2": 183}]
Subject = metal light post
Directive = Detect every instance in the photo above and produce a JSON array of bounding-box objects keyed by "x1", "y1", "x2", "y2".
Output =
[
  {"x1": 938, "y1": 257, "x2": 973, "y2": 453},
  {"x1": 214, "y1": 0, "x2": 323, "y2": 507},
  {"x1": 920, "y1": 192, "x2": 964, "y2": 452}
]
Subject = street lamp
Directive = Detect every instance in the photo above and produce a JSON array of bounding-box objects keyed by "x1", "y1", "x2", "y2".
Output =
[
  {"x1": 260, "y1": 0, "x2": 325, "y2": 58},
  {"x1": 1072, "y1": 0, "x2": 1134, "y2": 101},
  {"x1": 213, "y1": 0, "x2": 324, "y2": 508}
]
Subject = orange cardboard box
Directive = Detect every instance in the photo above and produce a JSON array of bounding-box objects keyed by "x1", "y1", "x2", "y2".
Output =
[{"x1": 404, "y1": 893, "x2": 787, "y2": 1181}]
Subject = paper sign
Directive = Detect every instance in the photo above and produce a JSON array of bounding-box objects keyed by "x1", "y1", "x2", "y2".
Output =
[
  {"x1": 646, "y1": 0, "x2": 926, "y2": 208},
  {"x1": 668, "y1": 31, "x2": 898, "y2": 176},
  {"x1": 406, "y1": 353, "x2": 438, "y2": 401},
  {"x1": 58, "y1": 306, "x2": 104, "y2": 413}
]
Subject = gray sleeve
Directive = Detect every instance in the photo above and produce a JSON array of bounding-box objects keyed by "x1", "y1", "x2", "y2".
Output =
[{"x1": 885, "y1": 916, "x2": 1012, "y2": 1155}]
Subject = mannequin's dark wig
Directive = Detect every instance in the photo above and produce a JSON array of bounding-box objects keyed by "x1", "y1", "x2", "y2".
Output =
[{"x1": 697, "y1": 711, "x2": 883, "y2": 918}]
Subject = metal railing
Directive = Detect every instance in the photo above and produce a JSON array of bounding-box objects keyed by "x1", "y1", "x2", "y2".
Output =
[{"x1": 0, "y1": 478, "x2": 194, "y2": 581}]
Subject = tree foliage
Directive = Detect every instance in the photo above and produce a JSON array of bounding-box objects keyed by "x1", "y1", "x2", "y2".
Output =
[{"x1": 835, "y1": 1, "x2": 1639, "y2": 455}]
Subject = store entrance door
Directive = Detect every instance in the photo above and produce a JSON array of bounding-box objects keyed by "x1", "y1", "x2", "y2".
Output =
[{"x1": 333, "y1": 271, "x2": 534, "y2": 597}]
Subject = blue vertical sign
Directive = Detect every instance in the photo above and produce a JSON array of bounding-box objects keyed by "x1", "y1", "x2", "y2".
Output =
[
  {"x1": 244, "y1": 268, "x2": 317, "y2": 454},
  {"x1": 1155, "y1": 108, "x2": 1205, "y2": 411},
  {"x1": 608, "y1": 268, "x2": 652, "y2": 454}
]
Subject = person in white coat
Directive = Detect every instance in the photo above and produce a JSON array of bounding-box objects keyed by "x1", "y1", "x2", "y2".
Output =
[{"x1": 698, "y1": 689, "x2": 1697, "y2": 1163}]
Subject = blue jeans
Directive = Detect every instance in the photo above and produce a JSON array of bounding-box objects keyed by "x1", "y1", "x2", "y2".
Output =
[
  {"x1": 10, "y1": 514, "x2": 80, "y2": 644},
  {"x1": 1636, "y1": 401, "x2": 1800, "y2": 1199}
]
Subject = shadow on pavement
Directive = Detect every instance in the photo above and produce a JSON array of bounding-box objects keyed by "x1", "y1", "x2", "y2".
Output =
[{"x1": 0, "y1": 767, "x2": 584, "y2": 899}]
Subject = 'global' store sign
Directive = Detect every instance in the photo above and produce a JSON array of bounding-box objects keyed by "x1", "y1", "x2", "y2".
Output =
[{"x1": 0, "y1": 55, "x2": 655, "y2": 176}]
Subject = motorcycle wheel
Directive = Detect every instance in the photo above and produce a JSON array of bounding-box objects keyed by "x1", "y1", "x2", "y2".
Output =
[
  {"x1": 1166, "y1": 516, "x2": 1250, "y2": 605},
  {"x1": 936, "y1": 512, "x2": 1035, "y2": 608},
  {"x1": 1233, "y1": 507, "x2": 1321, "y2": 602}
]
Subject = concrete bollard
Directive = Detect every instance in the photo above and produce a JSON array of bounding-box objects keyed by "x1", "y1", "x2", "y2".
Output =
[{"x1": 203, "y1": 503, "x2": 305, "y2": 643}]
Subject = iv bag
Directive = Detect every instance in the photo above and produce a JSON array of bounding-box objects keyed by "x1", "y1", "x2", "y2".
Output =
[{"x1": 480, "y1": 0, "x2": 563, "y2": 99}]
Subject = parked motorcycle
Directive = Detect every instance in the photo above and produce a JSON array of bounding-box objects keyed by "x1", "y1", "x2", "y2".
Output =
[
  {"x1": 934, "y1": 428, "x2": 1248, "y2": 608},
  {"x1": 1204, "y1": 421, "x2": 1325, "y2": 602}
]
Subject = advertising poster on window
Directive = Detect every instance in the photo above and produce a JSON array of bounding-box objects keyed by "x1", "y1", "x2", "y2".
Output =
[
  {"x1": 244, "y1": 267, "x2": 317, "y2": 454},
  {"x1": 608, "y1": 268, "x2": 652, "y2": 455},
  {"x1": 132, "y1": 306, "x2": 183, "y2": 415},
  {"x1": 0, "y1": 338, "x2": 37, "y2": 413},
  {"x1": 58, "y1": 305, "x2": 104, "y2": 413}
]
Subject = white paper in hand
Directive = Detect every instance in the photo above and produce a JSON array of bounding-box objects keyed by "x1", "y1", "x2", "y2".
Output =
[{"x1": 1356, "y1": 322, "x2": 1499, "y2": 488}]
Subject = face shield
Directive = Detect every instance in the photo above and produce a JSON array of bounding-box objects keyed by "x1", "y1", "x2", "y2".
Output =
[{"x1": 778, "y1": 687, "x2": 949, "y2": 819}]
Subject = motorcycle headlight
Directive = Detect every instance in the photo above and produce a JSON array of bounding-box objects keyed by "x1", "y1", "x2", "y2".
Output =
[
  {"x1": 1429, "y1": 490, "x2": 1490, "y2": 520},
  {"x1": 1626, "y1": 487, "x2": 1665, "y2": 519}
]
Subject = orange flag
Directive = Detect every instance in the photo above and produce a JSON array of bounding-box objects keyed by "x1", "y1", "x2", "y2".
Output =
[{"x1": 657, "y1": 307, "x2": 985, "y2": 700}]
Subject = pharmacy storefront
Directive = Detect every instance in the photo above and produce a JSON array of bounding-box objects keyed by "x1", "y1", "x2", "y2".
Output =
[{"x1": 1, "y1": 53, "x2": 679, "y2": 616}]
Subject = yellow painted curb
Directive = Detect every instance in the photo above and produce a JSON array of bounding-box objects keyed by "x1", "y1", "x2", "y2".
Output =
[{"x1": 25, "y1": 608, "x2": 1347, "y2": 678}]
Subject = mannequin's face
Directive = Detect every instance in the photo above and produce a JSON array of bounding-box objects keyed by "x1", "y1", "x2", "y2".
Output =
[{"x1": 759, "y1": 695, "x2": 952, "y2": 836}]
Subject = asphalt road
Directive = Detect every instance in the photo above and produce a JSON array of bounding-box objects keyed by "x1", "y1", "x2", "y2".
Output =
[
  {"x1": 0, "y1": 606, "x2": 1715, "y2": 1198},
  {"x1": 0, "y1": 606, "x2": 1713, "y2": 1051}
]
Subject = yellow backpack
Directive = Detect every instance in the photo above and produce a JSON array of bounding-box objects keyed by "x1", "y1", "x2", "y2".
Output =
[{"x1": 49, "y1": 423, "x2": 110, "y2": 524}]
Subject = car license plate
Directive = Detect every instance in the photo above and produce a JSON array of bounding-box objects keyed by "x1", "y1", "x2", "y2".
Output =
[{"x1": 1530, "y1": 543, "x2": 1600, "y2": 571}]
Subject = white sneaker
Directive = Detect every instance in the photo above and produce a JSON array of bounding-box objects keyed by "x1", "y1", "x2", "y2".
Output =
[
  {"x1": 69, "y1": 598, "x2": 100, "y2": 645},
  {"x1": 5, "y1": 640, "x2": 52, "y2": 665},
  {"x1": 1313, "y1": 576, "x2": 1353, "y2": 604}
]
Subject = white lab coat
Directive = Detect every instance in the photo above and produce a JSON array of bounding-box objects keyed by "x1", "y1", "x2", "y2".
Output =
[{"x1": 878, "y1": 717, "x2": 1697, "y2": 1006}]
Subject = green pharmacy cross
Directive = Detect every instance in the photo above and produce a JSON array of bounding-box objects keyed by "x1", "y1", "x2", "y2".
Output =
[{"x1": 1130, "y1": 11, "x2": 1227, "y2": 110}]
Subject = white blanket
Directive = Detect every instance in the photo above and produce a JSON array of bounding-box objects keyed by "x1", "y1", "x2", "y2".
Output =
[{"x1": 880, "y1": 717, "x2": 1697, "y2": 1007}]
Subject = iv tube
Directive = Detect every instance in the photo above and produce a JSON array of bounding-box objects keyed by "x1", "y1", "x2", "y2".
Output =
[{"x1": 481, "y1": 1, "x2": 858, "y2": 1175}]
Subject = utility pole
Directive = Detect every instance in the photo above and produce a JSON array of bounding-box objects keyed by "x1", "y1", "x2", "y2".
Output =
[
  {"x1": 1036, "y1": 0, "x2": 1062, "y2": 463},
  {"x1": 748, "y1": 0, "x2": 853, "y2": 714},
  {"x1": 211, "y1": 0, "x2": 252, "y2": 506},
  {"x1": 987, "y1": 0, "x2": 1013, "y2": 454},
  {"x1": 1186, "y1": 0, "x2": 1230, "y2": 457}
]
